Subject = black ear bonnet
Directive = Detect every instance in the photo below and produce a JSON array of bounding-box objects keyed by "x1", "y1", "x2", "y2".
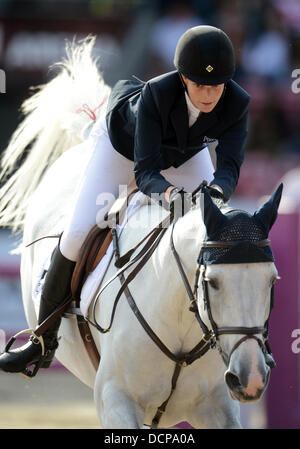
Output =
[
  {"x1": 199, "y1": 210, "x2": 274, "y2": 265},
  {"x1": 198, "y1": 183, "x2": 283, "y2": 265}
]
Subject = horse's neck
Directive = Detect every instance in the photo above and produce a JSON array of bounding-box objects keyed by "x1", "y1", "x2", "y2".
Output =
[
  {"x1": 172, "y1": 209, "x2": 205, "y2": 263},
  {"x1": 154, "y1": 209, "x2": 205, "y2": 338}
]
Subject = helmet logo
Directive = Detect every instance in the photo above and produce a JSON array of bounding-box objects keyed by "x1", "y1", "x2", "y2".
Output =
[{"x1": 206, "y1": 65, "x2": 214, "y2": 72}]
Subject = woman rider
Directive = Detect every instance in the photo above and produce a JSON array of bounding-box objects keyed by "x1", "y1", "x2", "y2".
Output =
[{"x1": 0, "y1": 25, "x2": 250, "y2": 374}]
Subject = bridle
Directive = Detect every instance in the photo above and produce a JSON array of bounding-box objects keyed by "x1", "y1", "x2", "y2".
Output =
[
  {"x1": 180, "y1": 236, "x2": 275, "y2": 368},
  {"x1": 83, "y1": 187, "x2": 276, "y2": 427},
  {"x1": 6, "y1": 181, "x2": 277, "y2": 427}
]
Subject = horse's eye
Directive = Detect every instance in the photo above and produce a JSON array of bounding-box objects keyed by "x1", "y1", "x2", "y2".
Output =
[
  {"x1": 209, "y1": 279, "x2": 219, "y2": 290},
  {"x1": 271, "y1": 275, "x2": 281, "y2": 287}
]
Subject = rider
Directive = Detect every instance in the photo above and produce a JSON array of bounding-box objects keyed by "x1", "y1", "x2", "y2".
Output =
[{"x1": 0, "y1": 25, "x2": 250, "y2": 374}]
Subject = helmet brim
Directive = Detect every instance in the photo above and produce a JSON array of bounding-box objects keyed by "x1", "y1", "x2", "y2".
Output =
[{"x1": 181, "y1": 71, "x2": 232, "y2": 85}]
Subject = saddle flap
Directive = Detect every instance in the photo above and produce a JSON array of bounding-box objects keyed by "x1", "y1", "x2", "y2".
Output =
[{"x1": 71, "y1": 226, "x2": 112, "y2": 301}]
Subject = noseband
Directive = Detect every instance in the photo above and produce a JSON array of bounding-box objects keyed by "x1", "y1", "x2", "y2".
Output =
[{"x1": 170, "y1": 227, "x2": 275, "y2": 368}]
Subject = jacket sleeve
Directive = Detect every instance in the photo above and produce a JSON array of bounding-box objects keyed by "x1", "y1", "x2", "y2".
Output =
[
  {"x1": 210, "y1": 110, "x2": 248, "y2": 201},
  {"x1": 133, "y1": 83, "x2": 172, "y2": 198}
]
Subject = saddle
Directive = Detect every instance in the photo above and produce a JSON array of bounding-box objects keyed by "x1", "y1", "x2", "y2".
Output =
[{"x1": 65, "y1": 179, "x2": 139, "y2": 370}]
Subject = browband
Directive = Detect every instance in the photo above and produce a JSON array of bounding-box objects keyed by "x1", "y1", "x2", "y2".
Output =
[{"x1": 200, "y1": 239, "x2": 271, "y2": 249}]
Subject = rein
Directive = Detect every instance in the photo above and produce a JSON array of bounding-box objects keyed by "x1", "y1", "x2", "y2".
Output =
[
  {"x1": 105, "y1": 221, "x2": 213, "y2": 428},
  {"x1": 21, "y1": 182, "x2": 276, "y2": 427},
  {"x1": 85, "y1": 193, "x2": 276, "y2": 428}
]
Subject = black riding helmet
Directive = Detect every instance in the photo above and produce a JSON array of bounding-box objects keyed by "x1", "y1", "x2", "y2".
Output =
[{"x1": 174, "y1": 25, "x2": 235, "y2": 85}]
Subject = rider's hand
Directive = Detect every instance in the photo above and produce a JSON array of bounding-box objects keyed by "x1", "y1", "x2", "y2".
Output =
[{"x1": 169, "y1": 187, "x2": 192, "y2": 218}]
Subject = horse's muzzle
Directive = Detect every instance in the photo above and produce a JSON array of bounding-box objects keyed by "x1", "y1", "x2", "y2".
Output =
[{"x1": 224, "y1": 339, "x2": 271, "y2": 402}]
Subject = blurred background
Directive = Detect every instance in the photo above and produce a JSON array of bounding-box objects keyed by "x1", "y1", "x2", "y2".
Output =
[{"x1": 0, "y1": 0, "x2": 300, "y2": 429}]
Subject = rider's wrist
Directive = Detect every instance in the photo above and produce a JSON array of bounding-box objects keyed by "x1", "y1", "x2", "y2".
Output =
[
  {"x1": 210, "y1": 184, "x2": 223, "y2": 194},
  {"x1": 165, "y1": 186, "x2": 176, "y2": 203}
]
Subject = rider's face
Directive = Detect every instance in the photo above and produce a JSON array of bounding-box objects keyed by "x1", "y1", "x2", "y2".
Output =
[{"x1": 182, "y1": 75, "x2": 224, "y2": 113}]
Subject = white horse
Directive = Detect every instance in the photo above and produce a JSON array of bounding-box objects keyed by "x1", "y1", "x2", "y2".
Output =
[{"x1": 0, "y1": 38, "x2": 282, "y2": 429}]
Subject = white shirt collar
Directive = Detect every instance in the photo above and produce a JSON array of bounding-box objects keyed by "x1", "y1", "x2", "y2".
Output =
[{"x1": 185, "y1": 91, "x2": 201, "y2": 127}]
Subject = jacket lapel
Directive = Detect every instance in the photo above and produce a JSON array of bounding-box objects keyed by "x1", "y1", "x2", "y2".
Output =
[
  {"x1": 170, "y1": 92, "x2": 189, "y2": 152},
  {"x1": 170, "y1": 92, "x2": 219, "y2": 151}
]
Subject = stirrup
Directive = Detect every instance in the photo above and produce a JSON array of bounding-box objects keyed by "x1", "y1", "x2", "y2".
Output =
[{"x1": 4, "y1": 328, "x2": 46, "y2": 380}]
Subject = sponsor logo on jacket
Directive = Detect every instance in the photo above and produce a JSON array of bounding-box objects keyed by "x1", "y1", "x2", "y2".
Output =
[{"x1": 203, "y1": 136, "x2": 217, "y2": 143}]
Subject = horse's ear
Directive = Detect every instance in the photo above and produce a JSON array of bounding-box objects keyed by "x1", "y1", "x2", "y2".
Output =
[
  {"x1": 202, "y1": 189, "x2": 227, "y2": 237},
  {"x1": 253, "y1": 183, "x2": 283, "y2": 234}
]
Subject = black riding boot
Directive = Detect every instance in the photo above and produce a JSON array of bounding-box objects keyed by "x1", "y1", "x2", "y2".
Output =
[{"x1": 0, "y1": 245, "x2": 76, "y2": 374}]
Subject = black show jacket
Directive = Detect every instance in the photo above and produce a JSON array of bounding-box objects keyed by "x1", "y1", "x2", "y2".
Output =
[{"x1": 106, "y1": 71, "x2": 250, "y2": 201}]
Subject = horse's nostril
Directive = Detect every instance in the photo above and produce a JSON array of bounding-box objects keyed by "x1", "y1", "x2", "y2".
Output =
[{"x1": 225, "y1": 371, "x2": 242, "y2": 390}]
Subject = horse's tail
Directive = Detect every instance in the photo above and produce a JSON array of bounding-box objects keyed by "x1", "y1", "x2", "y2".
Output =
[{"x1": 0, "y1": 35, "x2": 111, "y2": 233}]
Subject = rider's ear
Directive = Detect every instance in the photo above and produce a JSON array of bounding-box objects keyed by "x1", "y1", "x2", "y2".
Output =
[
  {"x1": 202, "y1": 189, "x2": 227, "y2": 238},
  {"x1": 253, "y1": 183, "x2": 283, "y2": 234}
]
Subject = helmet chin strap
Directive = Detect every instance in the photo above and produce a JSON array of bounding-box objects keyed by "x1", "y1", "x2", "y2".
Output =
[
  {"x1": 220, "y1": 82, "x2": 227, "y2": 100},
  {"x1": 178, "y1": 72, "x2": 187, "y2": 91}
]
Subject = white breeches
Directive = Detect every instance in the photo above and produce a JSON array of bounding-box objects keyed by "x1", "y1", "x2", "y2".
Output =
[{"x1": 60, "y1": 117, "x2": 215, "y2": 261}]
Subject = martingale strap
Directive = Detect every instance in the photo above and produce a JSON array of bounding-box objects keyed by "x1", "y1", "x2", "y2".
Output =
[
  {"x1": 113, "y1": 225, "x2": 213, "y2": 429},
  {"x1": 89, "y1": 222, "x2": 212, "y2": 366},
  {"x1": 99, "y1": 220, "x2": 212, "y2": 428}
]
